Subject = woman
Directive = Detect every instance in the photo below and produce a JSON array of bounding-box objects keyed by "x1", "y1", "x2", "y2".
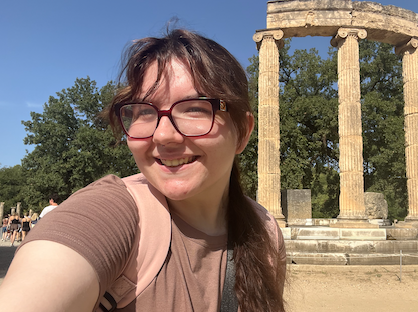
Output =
[
  {"x1": 0, "y1": 29, "x2": 286, "y2": 311},
  {"x1": 7, "y1": 212, "x2": 20, "y2": 247},
  {"x1": 21, "y1": 213, "x2": 31, "y2": 241},
  {"x1": 30, "y1": 213, "x2": 39, "y2": 228}
]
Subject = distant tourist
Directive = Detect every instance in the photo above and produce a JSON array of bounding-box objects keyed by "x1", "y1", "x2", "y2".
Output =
[
  {"x1": 39, "y1": 194, "x2": 60, "y2": 219},
  {"x1": 7, "y1": 212, "x2": 20, "y2": 247},
  {"x1": 1, "y1": 214, "x2": 9, "y2": 241},
  {"x1": 30, "y1": 213, "x2": 39, "y2": 228},
  {"x1": 21, "y1": 213, "x2": 31, "y2": 241}
]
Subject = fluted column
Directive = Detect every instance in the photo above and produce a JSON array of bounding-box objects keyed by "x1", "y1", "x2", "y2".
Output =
[
  {"x1": 396, "y1": 38, "x2": 418, "y2": 222},
  {"x1": 253, "y1": 29, "x2": 286, "y2": 224},
  {"x1": 331, "y1": 28, "x2": 368, "y2": 223}
]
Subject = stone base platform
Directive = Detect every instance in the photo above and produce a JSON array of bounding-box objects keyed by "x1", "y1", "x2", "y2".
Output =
[
  {"x1": 283, "y1": 226, "x2": 418, "y2": 265},
  {"x1": 286, "y1": 239, "x2": 418, "y2": 254},
  {"x1": 281, "y1": 227, "x2": 388, "y2": 240},
  {"x1": 330, "y1": 220, "x2": 379, "y2": 228},
  {"x1": 287, "y1": 252, "x2": 418, "y2": 265}
]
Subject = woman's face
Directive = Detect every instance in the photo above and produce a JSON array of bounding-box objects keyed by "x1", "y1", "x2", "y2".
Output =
[{"x1": 127, "y1": 58, "x2": 249, "y2": 204}]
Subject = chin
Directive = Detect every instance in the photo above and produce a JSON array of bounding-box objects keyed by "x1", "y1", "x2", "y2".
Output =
[{"x1": 147, "y1": 177, "x2": 197, "y2": 200}]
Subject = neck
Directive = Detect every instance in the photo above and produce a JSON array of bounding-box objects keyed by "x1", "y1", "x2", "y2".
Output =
[{"x1": 167, "y1": 188, "x2": 229, "y2": 236}]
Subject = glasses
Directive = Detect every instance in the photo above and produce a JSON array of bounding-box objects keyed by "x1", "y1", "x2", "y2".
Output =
[{"x1": 114, "y1": 98, "x2": 228, "y2": 139}]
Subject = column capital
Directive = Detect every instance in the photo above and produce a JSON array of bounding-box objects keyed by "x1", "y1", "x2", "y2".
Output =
[
  {"x1": 331, "y1": 28, "x2": 367, "y2": 48},
  {"x1": 395, "y1": 38, "x2": 418, "y2": 55},
  {"x1": 253, "y1": 28, "x2": 284, "y2": 51}
]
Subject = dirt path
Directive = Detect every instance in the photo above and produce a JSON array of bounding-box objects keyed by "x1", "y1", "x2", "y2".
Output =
[{"x1": 285, "y1": 264, "x2": 418, "y2": 312}]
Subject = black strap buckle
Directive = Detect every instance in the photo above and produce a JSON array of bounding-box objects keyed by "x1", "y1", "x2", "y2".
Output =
[{"x1": 99, "y1": 291, "x2": 117, "y2": 312}]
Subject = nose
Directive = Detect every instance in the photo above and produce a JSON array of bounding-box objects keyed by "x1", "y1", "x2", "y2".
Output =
[{"x1": 152, "y1": 116, "x2": 184, "y2": 145}]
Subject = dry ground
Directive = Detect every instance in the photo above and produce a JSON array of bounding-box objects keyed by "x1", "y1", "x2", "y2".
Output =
[{"x1": 285, "y1": 264, "x2": 418, "y2": 312}]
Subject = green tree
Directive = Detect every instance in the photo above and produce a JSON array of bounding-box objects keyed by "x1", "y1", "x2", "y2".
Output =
[
  {"x1": 279, "y1": 42, "x2": 340, "y2": 217},
  {"x1": 360, "y1": 41, "x2": 407, "y2": 220},
  {"x1": 0, "y1": 165, "x2": 26, "y2": 214},
  {"x1": 239, "y1": 55, "x2": 259, "y2": 199},
  {"x1": 21, "y1": 77, "x2": 138, "y2": 210}
]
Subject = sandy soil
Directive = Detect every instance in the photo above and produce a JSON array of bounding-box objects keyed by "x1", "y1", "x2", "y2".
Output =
[{"x1": 284, "y1": 264, "x2": 418, "y2": 312}]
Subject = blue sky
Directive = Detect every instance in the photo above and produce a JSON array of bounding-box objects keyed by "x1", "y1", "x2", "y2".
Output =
[{"x1": 1, "y1": 0, "x2": 417, "y2": 168}]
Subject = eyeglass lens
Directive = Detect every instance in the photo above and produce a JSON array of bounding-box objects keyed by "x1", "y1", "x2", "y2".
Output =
[{"x1": 120, "y1": 99, "x2": 215, "y2": 138}]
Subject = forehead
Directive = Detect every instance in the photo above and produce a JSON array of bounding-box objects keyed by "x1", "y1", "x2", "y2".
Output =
[{"x1": 139, "y1": 58, "x2": 198, "y2": 102}]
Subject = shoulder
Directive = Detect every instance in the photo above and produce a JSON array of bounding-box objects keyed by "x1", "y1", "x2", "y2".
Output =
[
  {"x1": 56, "y1": 174, "x2": 139, "y2": 220},
  {"x1": 83, "y1": 174, "x2": 128, "y2": 190},
  {"x1": 245, "y1": 196, "x2": 285, "y2": 255},
  {"x1": 70, "y1": 174, "x2": 133, "y2": 202},
  {"x1": 245, "y1": 196, "x2": 278, "y2": 231}
]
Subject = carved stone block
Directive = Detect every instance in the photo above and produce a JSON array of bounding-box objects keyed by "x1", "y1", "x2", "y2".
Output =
[
  {"x1": 364, "y1": 192, "x2": 388, "y2": 219},
  {"x1": 281, "y1": 189, "x2": 312, "y2": 220}
]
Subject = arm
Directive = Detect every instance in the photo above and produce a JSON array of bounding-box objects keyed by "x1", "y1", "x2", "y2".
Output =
[
  {"x1": 1, "y1": 175, "x2": 139, "y2": 310},
  {"x1": 0, "y1": 240, "x2": 99, "y2": 312}
]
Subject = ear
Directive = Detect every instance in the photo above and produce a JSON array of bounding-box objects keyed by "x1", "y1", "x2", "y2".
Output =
[{"x1": 235, "y1": 112, "x2": 254, "y2": 154}]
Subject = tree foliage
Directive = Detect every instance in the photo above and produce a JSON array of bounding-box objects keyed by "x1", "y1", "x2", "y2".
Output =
[
  {"x1": 20, "y1": 77, "x2": 138, "y2": 211},
  {"x1": 0, "y1": 165, "x2": 26, "y2": 214},
  {"x1": 241, "y1": 39, "x2": 407, "y2": 220},
  {"x1": 238, "y1": 55, "x2": 259, "y2": 198},
  {"x1": 360, "y1": 41, "x2": 407, "y2": 220}
]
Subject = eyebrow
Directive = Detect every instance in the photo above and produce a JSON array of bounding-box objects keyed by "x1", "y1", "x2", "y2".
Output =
[{"x1": 141, "y1": 93, "x2": 206, "y2": 105}]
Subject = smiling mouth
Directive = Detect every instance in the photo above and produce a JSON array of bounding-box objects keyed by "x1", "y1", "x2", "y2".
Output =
[{"x1": 159, "y1": 156, "x2": 198, "y2": 167}]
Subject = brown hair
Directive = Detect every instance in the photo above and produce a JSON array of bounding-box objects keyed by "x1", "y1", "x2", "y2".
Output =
[{"x1": 108, "y1": 29, "x2": 285, "y2": 312}]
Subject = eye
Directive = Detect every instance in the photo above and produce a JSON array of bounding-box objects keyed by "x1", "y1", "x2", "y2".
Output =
[
  {"x1": 174, "y1": 100, "x2": 213, "y2": 118},
  {"x1": 131, "y1": 104, "x2": 157, "y2": 122},
  {"x1": 137, "y1": 108, "x2": 155, "y2": 116},
  {"x1": 185, "y1": 106, "x2": 212, "y2": 114}
]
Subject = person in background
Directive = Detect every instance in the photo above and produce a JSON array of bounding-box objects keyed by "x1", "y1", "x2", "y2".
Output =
[
  {"x1": 39, "y1": 194, "x2": 60, "y2": 219},
  {"x1": 0, "y1": 29, "x2": 286, "y2": 312},
  {"x1": 1, "y1": 214, "x2": 9, "y2": 241},
  {"x1": 21, "y1": 213, "x2": 31, "y2": 241},
  {"x1": 7, "y1": 212, "x2": 20, "y2": 247},
  {"x1": 30, "y1": 213, "x2": 39, "y2": 228}
]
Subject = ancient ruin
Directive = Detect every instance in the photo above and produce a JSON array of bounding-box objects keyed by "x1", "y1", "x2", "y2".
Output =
[
  {"x1": 253, "y1": 0, "x2": 418, "y2": 264},
  {"x1": 254, "y1": 0, "x2": 418, "y2": 228}
]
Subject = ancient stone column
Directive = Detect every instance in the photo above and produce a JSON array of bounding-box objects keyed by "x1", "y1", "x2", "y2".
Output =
[
  {"x1": 0, "y1": 202, "x2": 4, "y2": 221},
  {"x1": 16, "y1": 202, "x2": 21, "y2": 218},
  {"x1": 396, "y1": 38, "x2": 418, "y2": 222},
  {"x1": 331, "y1": 28, "x2": 369, "y2": 225},
  {"x1": 253, "y1": 29, "x2": 286, "y2": 226}
]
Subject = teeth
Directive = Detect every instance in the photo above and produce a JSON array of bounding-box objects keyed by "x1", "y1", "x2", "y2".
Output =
[{"x1": 161, "y1": 157, "x2": 195, "y2": 167}]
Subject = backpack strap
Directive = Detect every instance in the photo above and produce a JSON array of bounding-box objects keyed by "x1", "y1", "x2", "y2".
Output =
[
  {"x1": 220, "y1": 239, "x2": 238, "y2": 312},
  {"x1": 97, "y1": 174, "x2": 171, "y2": 311}
]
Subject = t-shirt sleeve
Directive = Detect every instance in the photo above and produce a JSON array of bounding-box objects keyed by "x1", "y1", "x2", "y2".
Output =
[{"x1": 18, "y1": 174, "x2": 139, "y2": 303}]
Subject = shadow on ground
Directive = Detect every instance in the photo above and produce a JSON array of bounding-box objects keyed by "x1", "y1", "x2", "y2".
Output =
[{"x1": 0, "y1": 245, "x2": 17, "y2": 279}]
